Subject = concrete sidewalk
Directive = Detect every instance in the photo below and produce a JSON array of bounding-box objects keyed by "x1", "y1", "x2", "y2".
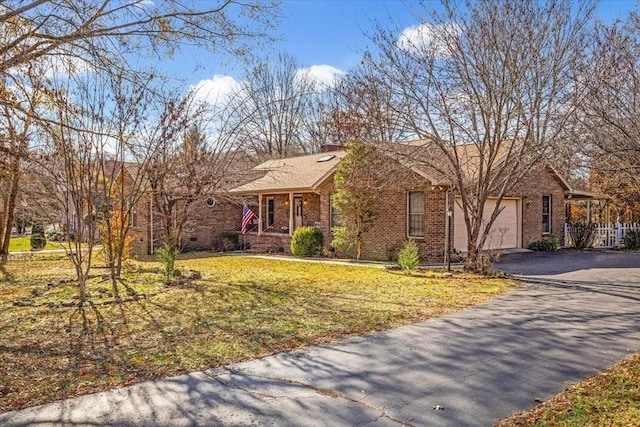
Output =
[{"x1": 2, "y1": 276, "x2": 638, "y2": 426}]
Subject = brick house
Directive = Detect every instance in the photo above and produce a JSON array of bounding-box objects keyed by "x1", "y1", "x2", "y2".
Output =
[
  {"x1": 114, "y1": 156, "x2": 255, "y2": 256},
  {"x1": 230, "y1": 141, "x2": 579, "y2": 262}
]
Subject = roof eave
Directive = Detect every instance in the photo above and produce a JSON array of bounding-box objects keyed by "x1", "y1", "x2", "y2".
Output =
[
  {"x1": 229, "y1": 186, "x2": 316, "y2": 195},
  {"x1": 565, "y1": 189, "x2": 611, "y2": 200}
]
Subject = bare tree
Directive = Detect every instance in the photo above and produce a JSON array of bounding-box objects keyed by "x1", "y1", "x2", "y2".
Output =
[
  {"x1": 0, "y1": 0, "x2": 279, "y2": 267},
  {"x1": 96, "y1": 71, "x2": 161, "y2": 297},
  {"x1": 323, "y1": 57, "x2": 410, "y2": 144},
  {"x1": 227, "y1": 52, "x2": 317, "y2": 158},
  {"x1": 146, "y1": 91, "x2": 249, "y2": 271},
  {"x1": 33, "y1": 72, "x2": 111, "y2": 304},
  {"x1": 0, "y1": 0, "x2": 279, "y2": 74},
  {"x1": 302, "y1": 86, "x2": 340, "y2": 149},
  {"x1": 0, "y1": 75, "x2": 37, "y2": 261},
  {"x1": 577, "y1": 12, "x2": 640, "y2": 220},
  {"x1": 363, "y1": 0, "x2": 594, "y2": 272}
]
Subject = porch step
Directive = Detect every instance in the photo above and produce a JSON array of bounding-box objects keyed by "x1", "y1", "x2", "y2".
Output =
[{"x1": 242, "y1": 233, "x2": 291, "y2": 254}]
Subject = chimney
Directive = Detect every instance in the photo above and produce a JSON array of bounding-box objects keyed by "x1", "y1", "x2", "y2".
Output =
[{"x1": 320, "y1": 144, "x2": 344, "y2": 153}]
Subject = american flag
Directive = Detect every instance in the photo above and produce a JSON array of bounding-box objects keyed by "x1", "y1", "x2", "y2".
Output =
[{"x1": 241, "y1": 204, "x2": 255, "y2": 235}]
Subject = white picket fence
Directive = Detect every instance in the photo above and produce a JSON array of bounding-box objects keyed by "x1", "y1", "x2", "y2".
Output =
[{"x1": 564, "y1": 222, "x2": 640, "y2": 248}]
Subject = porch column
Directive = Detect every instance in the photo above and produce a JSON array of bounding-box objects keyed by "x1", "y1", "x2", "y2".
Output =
[
  {"x1": 586, "y1": 199, "x2": 591, "y2": 223},
  {"x1": 258, "y1": 194, "x2": 263, "y2": 235},
  {"x1": 289, "y1": 192, "x2": 294, "y2": 236}
]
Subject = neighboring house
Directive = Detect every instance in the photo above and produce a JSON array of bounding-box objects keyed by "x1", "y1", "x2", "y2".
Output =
[{"x1": 230, "y1": 141, "x2": 591, "y2": 261}]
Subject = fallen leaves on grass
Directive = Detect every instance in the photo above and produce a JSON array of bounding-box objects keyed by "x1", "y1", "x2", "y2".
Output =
[
  {"x1": 494, "y1": 352, "x2": 640, "y2": 427},
  {"x1": 1, "y1": 255, "x2": 517, "y2": 413}
]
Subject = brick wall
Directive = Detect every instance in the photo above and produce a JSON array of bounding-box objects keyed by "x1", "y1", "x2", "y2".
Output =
[
  {"x1": 317, "y1": 173, "x2": 447, "y2": 262},
  {"x1": 511, "y1": 166, "x2": 566, "y2": 247},
  {"x1": 315, "y1": 165, "x2": 566, "y2": 261},
  {"x1": 181, "y1": 199, "x2": 243, "y2": 251},
  {"x1": 128, "y1": 195, "x2": 243, "y2": 254},
  {"x1": 129, "y1": 193, "x2": 151, "y2": 255}
]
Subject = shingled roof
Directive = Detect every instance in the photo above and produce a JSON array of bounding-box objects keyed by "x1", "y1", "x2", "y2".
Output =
[{"x1": 230, "y1": 151, "x2": 347, "y2": 194}]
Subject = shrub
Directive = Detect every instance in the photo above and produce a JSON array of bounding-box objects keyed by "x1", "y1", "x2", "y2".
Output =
[
  {"x1": 622, "y1": 229, "x2": 640, "y2": 250},
  {"x1": 527, "y1": 236, "x2": 559, "y2": 252},
  {"x1": 219, "y1": 230, "x2": 240, "y2": 251},
  {"x1": 330, "y1": 226, "x2": 355, "y2": 257},
  {"x1": 156, "y1": 243, "x2": 177, "y2": 280},
  {"x1": 30, "y1": 224, "x2": 47, "y2": 249},
  {"x1": 567, "y1": 222, "x2": 596, "y2": 249},
  {"x1": 398, "y1": 240, "x2": 420, "y2": 272},
  {"x1": 290, "y1": 226, "x2": 323, "y2": 256}
]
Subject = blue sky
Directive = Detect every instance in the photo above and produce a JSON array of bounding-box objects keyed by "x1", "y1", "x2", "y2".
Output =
[{"x1": 174, "y1": 0, "x2": 637, "y2": 103}]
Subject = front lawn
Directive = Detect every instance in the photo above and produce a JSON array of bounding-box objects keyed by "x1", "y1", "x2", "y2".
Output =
[{"x1": 0, "y1": 254, "x2": 516, "y2": 413}]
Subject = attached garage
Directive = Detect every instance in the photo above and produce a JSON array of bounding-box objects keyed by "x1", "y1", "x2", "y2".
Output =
[{"x1": 453, "y1": 198, "x2": 521, "y2": 253}]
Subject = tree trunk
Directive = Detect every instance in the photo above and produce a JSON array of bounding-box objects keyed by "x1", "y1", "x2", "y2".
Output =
[{"x1": 0, "y1": 155, "x2": 21, "y2": 260}]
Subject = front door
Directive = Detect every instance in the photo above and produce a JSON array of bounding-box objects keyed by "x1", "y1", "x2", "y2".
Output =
[{"x1": 294, "y1": 196, "x2": 303, "y2": 229}]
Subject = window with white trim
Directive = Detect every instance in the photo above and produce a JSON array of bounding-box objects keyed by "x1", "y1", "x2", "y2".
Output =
[
  {"x1": 266, "y1": 197, "x2": 275, "y2": 227},
  {"x1": 407, "y1": 191, "x2": 425, "y2": 238},
  {"x1": 542, "y1": 195, "x2": 551, "y2": 234}
]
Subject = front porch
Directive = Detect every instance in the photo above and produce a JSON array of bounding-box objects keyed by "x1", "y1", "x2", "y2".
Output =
[
  {"x1": 253, "y1": 192, "x2": 322, "y2": 236},
  {"x1": 241, "y1": 191, "x2": 323, "y2": 254}
]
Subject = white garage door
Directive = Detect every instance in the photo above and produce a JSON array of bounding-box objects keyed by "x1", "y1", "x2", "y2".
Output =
[{"x1": 453, "y1": 198, "x2": 520, "y2": 253}]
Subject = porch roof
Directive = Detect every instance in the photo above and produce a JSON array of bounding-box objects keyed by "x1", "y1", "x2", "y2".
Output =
[
  {"x1": 230, "y1": 151, "x2": 347, "y2": 194},
  {"x1": 565, "y1": 189, "x2": 611, "y2": 200}
]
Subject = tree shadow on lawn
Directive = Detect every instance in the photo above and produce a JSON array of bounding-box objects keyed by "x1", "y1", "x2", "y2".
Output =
[
  {"x1": 0, "y1": 261, "x2": 14, "y2": 282},
  {"x1": 0, "y1": 296, "x2": 175, "y2": 413},
  {"x1": 0, "y1": 272, "x2": 502, "y2": 415},
  {"x1": 2, "y1": 278, "x2": 639, "y2": 426}
]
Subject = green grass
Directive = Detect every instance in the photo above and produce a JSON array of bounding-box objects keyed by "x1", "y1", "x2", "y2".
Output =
[
  {"x1": 8, "y1": 236, "x2": 65, "y2": 251},
  {"x1": 0, "y1": 254, "x2": 517, "y2": 413},
  {"x1": 495, "y1": 353, "x2": 640, "y2": 426}
]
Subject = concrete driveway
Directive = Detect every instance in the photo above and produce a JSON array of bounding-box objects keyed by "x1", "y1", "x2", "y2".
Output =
[{"x1": 1, "y1": 251, "x2": 639, "y2": 426}]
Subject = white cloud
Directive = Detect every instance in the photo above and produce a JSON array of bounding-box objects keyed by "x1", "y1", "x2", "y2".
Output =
[
  {"x1": 43, "y1": 54, "x2": 93, "y2": 79},
  {"x1": 396, "y1": 22, "x2": 460, "y2": 57},
  {"x1": 190, "y1": 74, "x2": 239, "y2": 106},
  {"x1": 298, "y1": 65, "x2": 345, "y2": 88},
  {"x1": 134, "y1": 0, "x2": 155, "y2": 10}
]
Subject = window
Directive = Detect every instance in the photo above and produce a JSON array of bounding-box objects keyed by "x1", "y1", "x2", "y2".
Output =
[
  {"x1": 128, "y1": 202, "x2": 138, "y2": 228},
  {"x1": 266, "y1": 197, "x2": 275, "y2": 227},
  {"x1": 407, "y1": 192, "x2": 425, "y2": 237},
  {"x1": 542, "y1": 195, "x2": 551, "y2": 234},
  {"x1": 330, "y1": 197, "x2": 341, "y2": 228}
]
